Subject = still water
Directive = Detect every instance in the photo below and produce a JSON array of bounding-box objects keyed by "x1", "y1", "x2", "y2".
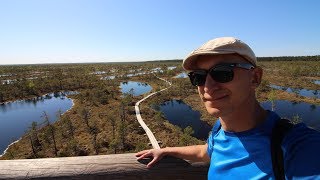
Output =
[
  {"x1": 167, "y1": 66, "x2": 177, "y2": 70},
  {"x1": 156, "y1": 99, "x2": 319, "y2": 141},
  {"x1": 0, "y1": 92, "x2": 74, "y2": 155},
  {"x1": 100, "y1": 75, "x2": 115, "y2": 80},
  {"x1": 270, "y1": 84, "x2": 319, "y2": 99},
  {"x1": 174, "y1": 72, "x2": 188, "y2": 78},
  {"x1": 120, "y1": 81, "x2": 152, "y2": 96},
  {"x1": 261, "y1": 100, "x2": 320, "y2": 131},
  {"x1": 155, "y1": 100, "x2": 212, "y2": 140}
]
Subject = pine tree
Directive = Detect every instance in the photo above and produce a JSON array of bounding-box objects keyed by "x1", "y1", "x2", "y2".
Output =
[{"x1": 42, "y1": 111, "x2": 58, "y2": 156}]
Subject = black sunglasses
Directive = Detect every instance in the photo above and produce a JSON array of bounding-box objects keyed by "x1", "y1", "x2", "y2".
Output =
[{"x1": 188, "y1": 63, "x2": 255, "y2": 86}]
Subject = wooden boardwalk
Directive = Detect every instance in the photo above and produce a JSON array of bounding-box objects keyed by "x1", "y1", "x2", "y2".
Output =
[{"x1": 134, "y1": 76, "x2": 172, "y2": 149}]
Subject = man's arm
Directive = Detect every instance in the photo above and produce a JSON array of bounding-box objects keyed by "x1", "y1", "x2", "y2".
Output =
[{"x1": 135, "y1": 144, "x2": 210, "y2": 168}]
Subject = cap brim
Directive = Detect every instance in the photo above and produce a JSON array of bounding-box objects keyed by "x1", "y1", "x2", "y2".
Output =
[{"x1": 182, "y1": 51, "x2": 235, "y2": 71}]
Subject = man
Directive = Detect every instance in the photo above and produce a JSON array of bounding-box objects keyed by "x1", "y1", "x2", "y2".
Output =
[{"x1": 136, "y1": 37, "x2": 320, "y2": 179}]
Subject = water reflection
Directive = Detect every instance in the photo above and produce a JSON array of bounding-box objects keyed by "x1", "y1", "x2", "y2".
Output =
[
  {"x1": 125, "y1": 72, "x2": 147, "y2": 77},
  {"x1": 1, "y1": 79, "x2": 16, "y2": 85},
  {"x1": 120, "y1": 81, "x2": 152, "y2": 96},
  {"x1": 155, "y1": 100, "x2": 211, "y2": 140},
  {"x1": 168, "y1": 66, "x2": 177, "y2": 70},
  {"x1": 314, "y1": 80, "x2": 320, "y2": 85},
  {"x1": 0, "y1": 74, "x2": 13, "y2": 77},
  {"x1": 270, "y1": 84, "x2": 319, "y2": 99},
  {"x1": 100, "y1": 76, "x2": 115, "y2": 80},
  {"x1": 101, "y1": 72, "x2": 149, "y2": 80},
  {"x1": 90, "y1": 71, "x2": 106, "y2": 75},
  {"x1": 260, "y1": 100, "x2": 320, "y2": 131},
  {"x1": 174, "y1": 72, "x2": 188, "y2": 78},
  {"x1": 156, "y1": 99, "x2": 319, "y2": 139},
  {"x1": 0, "y1": 92, "x2": 75, "y2": 154},
  {"x1": 150, "y1": 67, "x2": 163, "y2": 73}
]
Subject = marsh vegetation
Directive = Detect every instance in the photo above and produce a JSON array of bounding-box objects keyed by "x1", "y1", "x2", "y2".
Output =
[{"x1": 0, "y1": 57, "x2": 319, "y2": 159}]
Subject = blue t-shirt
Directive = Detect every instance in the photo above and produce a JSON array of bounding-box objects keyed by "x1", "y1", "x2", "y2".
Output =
[{"x1": 207, "y1": 111, "x2": 320, "y2": 180}]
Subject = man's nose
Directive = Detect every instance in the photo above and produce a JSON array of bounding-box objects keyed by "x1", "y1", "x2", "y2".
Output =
[{"x1": 203, "y1": 74, "x2": 220, "y2": 92}]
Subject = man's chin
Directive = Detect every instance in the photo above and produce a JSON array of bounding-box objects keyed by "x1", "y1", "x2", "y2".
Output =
[{"x1": 206, "y1": 107, "x2": 222, "y2": 116}]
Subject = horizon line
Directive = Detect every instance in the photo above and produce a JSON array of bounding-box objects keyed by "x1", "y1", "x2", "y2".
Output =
[{"x1": 0, "y1": 55, "x2": 319, "y2": 66}]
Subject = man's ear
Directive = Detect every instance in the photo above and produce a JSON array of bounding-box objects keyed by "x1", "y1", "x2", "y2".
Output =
[{"x1": 251, "y1": 66, "x2": 263, "y2": 88}]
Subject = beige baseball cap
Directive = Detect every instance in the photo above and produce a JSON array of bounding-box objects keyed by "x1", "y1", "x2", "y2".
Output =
[{"x1": 182, "y1": 37, "x2": 257, "y2": 70}]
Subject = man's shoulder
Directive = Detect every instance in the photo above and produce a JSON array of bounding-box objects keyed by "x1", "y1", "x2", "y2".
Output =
[
  {"x1": 283, "y1": 122, "x2": 320, "y2": 145},
  {"x1": 282, "y1": 122, "x2": 320, "y2": 150},
  {"x1": 282, "y1": 123, "x2": 320, "y2": 178}
]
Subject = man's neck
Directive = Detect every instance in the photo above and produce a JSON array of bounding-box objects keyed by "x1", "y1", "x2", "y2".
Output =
[{"x1": 219, "y1": 99, "x2": 268, "y2": 132}]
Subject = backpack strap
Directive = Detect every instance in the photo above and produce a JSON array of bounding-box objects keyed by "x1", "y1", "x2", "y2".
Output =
[{"x1": 271, "y1": 118, "x2": 295, "y2": 180}]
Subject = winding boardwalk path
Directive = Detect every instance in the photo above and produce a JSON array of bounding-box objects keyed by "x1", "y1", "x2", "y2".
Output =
[{"x1": 135, "y1": 76, "x2": 172, "y2": 149}]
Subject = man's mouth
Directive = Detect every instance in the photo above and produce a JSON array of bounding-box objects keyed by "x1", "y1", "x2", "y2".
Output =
[{"x1": 202, "y1": 93, "x2": 228, "y2": 102}]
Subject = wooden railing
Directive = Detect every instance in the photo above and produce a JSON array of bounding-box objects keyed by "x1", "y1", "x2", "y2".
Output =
[{"x1": 0, "y1": 153, "x2": 208, "y2": 179}]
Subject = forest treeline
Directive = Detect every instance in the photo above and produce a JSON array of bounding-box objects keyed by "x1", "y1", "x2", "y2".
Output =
[{"x1": 257, "y1": 55, "x2": 320, "y2": 61}]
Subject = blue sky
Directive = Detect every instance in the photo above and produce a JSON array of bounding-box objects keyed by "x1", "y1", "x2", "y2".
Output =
[{"x1": 0, "y1": 0, "x2": 319, "y2": 65}]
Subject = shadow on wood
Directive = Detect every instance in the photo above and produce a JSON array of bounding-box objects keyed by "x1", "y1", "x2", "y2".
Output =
[{"x1": 0, "y1": 153, "x2": 208, "y2": 180}]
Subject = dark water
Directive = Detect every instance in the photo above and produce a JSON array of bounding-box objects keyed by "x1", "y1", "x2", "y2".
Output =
[
  {"x1": 270, "y1": 84, "x2": 319, "y2": 99},
  {"x1": 261, "y1": 100, "x2": 320, "y2": 131},
  {"x1": 156, "y1": 99, "x2": 319, "y2": 141},
  {"x1": 155, "y1": 100, "x2": 212, "y2": 140},
  {"x1": 0, "y1": 92, "x2": 74, "y2": 155},
  {"x1": 120, "y1": 81, "x2": 152, "y2": 96}
]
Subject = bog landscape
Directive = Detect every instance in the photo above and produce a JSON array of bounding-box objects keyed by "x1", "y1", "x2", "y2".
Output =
[{"x1": 0, "y1": 56, "x2": 319, "y2": 160}]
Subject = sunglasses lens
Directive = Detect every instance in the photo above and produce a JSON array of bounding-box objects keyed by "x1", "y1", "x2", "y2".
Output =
[
  {"x1": 188, "y1": 65, "x2": 235, "y2": 86},
  {"x1": 188, "y1": 72, "x2": 206, "y2": 86},
  {"x1": 210, "y1": 67, "x2": 234, "y2": 83}
]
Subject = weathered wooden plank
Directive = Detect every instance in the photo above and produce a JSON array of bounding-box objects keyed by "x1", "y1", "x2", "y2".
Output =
[{"x1": 0, "y1": 153, "x2": 208, "y2": 179}]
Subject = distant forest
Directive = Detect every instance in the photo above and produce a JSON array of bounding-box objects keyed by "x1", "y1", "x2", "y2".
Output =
[{"x1": 257, "y1": 55, "x2": 320, "y2": 61}]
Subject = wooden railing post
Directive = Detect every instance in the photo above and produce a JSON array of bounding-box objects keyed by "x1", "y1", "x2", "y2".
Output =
[{"x1": 0, "y1": 153, "x2": 208, "y2": 179}]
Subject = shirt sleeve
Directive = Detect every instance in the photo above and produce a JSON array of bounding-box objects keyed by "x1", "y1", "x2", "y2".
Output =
[
  {"x1": 207, "y1": 131, "x2": 214, "y2": 157},
  {"x1": 207, "y1": 119, "x2": 221, "y2": 158}
]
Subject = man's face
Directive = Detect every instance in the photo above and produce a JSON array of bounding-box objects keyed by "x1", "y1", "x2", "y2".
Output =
[{"x1": 193, "y1": 54, "x2": 259, "y2": 117}]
